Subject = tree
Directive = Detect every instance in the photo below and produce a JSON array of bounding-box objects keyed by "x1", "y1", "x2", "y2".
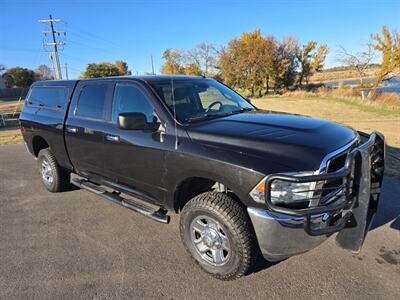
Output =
[
  {"x1": 160, "y1": 49, "x2": 185, "y2": 74},
  {"x1": 81, "y1": 62, "x2": 127, "y2": 78},
  {"x1": 184, "y1": 62, "x2": 202, "y2": 76},
  {"x1": 238, "y1": 29, "x2": 268, "y2": 96},
  {"x1": 219, "y1": 29, "x2": 276, "y2": 96},
  {"x1": 262, "y1": 35, "x2": 278, "y2": 94},
  {"x1": 115, "y1": 60, "x2": 131, "y2": 75},
  {"x1": 188, "y1": 42, "x2": 219, "y2": 76},
  {"x1": 2, "y1": 67, "x2": 35, "y2": 88},
  {"x1": 311, "y1": 44, "x2": 328, "y2": 74},
  {"x1": 35, "y1": 64, "x2": 52, "y2": 80},
  {"x1": 296, "y1": 41, "x2": 328, "y2": 87},
  {"x1": 219, "y1": 45, "x2": 243, "y2": 87},
  {"x1": 218, "y1": 36, "x2": 250, "y2": 93},
  {"x1": 269, "y1": 37, "x2": 298, "y2": 92},
  {"x1": 368, "y1": 26, "x2": 400, "y2": 98},
  {"x1": 336, "y1": 45, "x2": 375, "y2": 98}
]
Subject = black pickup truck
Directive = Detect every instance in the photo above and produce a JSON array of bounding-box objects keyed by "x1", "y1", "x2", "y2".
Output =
[{"x1": 19, "y1": 75, "x2": 385, "y2": 280}]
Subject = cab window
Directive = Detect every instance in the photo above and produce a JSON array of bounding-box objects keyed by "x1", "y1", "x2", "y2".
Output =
[{"x1": 112, "y1": 83, "x2": 155, "y2": 123}]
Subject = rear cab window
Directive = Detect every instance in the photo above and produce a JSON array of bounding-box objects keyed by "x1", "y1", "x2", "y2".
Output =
[{"x1": 27, "y1": 86, "x2": 69, "y2": 109}]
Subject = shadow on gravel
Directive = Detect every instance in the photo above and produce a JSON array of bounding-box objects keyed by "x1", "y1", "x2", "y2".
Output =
[
  {"x1": 251, "y1": 255, "x2": 282, "y2": 275},
  {"x1": 64, "y1": 183, "x2": 80, "y2": 192},
  {"x1": 370, "y1": 176, "x2": 400, "y2": 231}
]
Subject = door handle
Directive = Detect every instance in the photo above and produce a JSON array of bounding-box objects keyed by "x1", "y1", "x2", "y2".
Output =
[
  {"x1": 66, "y1": 126, "x2": 78, "y2": 133},
  {"x1": 106, "y1": 134, "x2": 120, "y2": 142}
]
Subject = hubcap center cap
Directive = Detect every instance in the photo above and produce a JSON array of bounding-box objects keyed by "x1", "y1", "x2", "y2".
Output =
[{"x1": 203, "y1": 227, "x2": 220, "y2": 248}]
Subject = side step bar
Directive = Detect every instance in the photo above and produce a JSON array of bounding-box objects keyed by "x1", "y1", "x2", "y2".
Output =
[{"x1": 71, "y1": 178, "x2": 170, "y2": 224}]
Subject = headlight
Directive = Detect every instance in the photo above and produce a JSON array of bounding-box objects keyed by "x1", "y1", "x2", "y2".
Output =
[{"x1": 249, "y1": 171, "x2": 321, "y2": 207}]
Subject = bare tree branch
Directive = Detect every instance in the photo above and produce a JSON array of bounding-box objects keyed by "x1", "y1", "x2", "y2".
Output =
[{"x1": 336, "y1": 44, "x2": 376, "y2": 88}]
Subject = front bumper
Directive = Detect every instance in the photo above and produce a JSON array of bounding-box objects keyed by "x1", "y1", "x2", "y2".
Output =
[
  {"x1": 247, "y1": 208, "x2": 331, "y2": 261},
  {"x1": 248, "y1": 131, "x2": 385, "y2": 261}
]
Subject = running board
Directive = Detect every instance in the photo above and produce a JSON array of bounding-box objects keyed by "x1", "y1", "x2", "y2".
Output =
[{"x1": 71, "y1": 178, "x2": 170, "y2": 224}]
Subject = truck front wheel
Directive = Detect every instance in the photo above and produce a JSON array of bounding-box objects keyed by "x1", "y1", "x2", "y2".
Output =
[
  {"x1": 37, "y1": 149, "x2": 70, "y2": 192},
  {"x1": 180, "y1": 192, "x2": 258, "y2": 280}
]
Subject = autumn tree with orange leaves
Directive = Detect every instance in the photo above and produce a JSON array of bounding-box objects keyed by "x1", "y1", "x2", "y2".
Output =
[{"x1": 368, "y1": 26, "x2": 400, "y2": 98}]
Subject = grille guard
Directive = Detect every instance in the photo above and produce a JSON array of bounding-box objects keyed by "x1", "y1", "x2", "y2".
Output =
[{"x1": 264, "y1": 131, "x2": 385, "y2": 237}]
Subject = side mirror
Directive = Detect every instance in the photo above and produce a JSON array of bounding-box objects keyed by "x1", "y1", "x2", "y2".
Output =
[
  {"x1": 118, "y1": 112, "x2": 147, "y2": 130},
  {"x1": 118, "y1": 112, "x2": 161, "y2": 131}
]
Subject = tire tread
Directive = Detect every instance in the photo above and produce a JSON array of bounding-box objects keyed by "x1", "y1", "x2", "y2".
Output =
[
  {"x1": 38, "y1": 148, "x2": 70, "y2": 192},
  {"x1": 180, "y1": 191, "x2": 258, "y2": 280}
]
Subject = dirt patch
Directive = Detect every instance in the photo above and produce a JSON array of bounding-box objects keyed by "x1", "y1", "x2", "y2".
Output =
[{"x1": 378, "y1": 246, "x2": 400, "y2": 265}]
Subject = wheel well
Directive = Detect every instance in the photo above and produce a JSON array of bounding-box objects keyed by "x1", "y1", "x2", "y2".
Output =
[
  {"x1": 32, "y1": 136, "x2": 49, "y2": 157},
  {"x1": 174, "y1": 177, "x2": 239, "y2": 212}
]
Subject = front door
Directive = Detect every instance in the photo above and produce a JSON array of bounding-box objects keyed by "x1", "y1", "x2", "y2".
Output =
[{"x1": 102, "y1": 81, "x2": 170, "y2": 203}]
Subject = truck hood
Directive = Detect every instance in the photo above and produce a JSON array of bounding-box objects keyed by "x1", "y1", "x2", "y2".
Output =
[{"x1": 186, "y1": 110, "x2": 357, "y2": 172}]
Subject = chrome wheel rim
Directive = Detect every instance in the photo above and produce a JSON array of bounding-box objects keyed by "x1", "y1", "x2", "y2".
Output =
[
  {"x1": 41, "y1": 159, "x2": 53, "y2": 184},
  {"x1": 190, "y1": 215, "x2": 231, "y2": 266}
]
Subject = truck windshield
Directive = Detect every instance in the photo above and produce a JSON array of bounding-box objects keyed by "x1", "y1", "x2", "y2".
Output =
[{"x1": 148, "y1": 78, "x2": 255, "y2": 123}]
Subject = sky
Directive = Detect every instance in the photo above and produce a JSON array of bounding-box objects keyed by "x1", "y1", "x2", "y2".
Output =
[{"x1": 1, "y1": 0, "x2": 399, "y2": 79}]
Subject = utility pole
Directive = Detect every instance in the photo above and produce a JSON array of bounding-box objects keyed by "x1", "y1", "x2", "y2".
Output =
[
  {"x1": 38, "y1": 15, "x2": 66, "y2": 80},
  {"x1": 65, "y1": 63, "x2": 69, "y2": 80},
  {"x1": 151, "y1": 55, "x2": 155, "y2": 75}
]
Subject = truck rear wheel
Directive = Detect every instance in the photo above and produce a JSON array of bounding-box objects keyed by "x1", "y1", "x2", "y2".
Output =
[
  {"x1": 180, "y1": 192, "x2": 257, "y2": 280},
  {"x1": 37, "y1": 149, "x2": 70, "y2": 192}
]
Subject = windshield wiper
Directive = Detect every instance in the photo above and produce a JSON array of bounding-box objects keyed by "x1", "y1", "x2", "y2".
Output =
[
  {"x1": 186, "y1": 108, "x2": 255, "y2": 123},
  {"x1": 230, "y1": 107, "x2": 255, "y2": 114},
  {"x1": 185, "y1": 113, "x2": 225, "y2": 123}
]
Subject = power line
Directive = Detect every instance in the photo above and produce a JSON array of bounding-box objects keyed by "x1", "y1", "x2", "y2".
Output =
[
  {"x1": 67, "y1": 38, "x2": 119, "y2": 55},
  {"x1": 66, "y1": 23, "x2": 124, "y2": 49},
  {"x1": 59, "y1": 52, "x2": 89, "y2": 64},
  {"x1": 38, "y1": 15, "x2": 66, "y2": 80}
]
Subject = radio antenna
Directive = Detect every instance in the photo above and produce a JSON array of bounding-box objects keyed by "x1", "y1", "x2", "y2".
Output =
[{"x1": 171, "y1": 77, "x2": 179, "y2": 150}]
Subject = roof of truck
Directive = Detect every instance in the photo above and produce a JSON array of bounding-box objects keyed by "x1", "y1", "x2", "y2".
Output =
[{"x1": 31, "y1": 75, "x2": 207, "y2": 87}]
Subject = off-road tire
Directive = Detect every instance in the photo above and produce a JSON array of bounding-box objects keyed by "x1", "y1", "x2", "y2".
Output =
[
  {"x1": 180, "y1": 191, "x2": 258, "y2": 280},
  {"x1": 37, "y1": 149, "x2": 71, "y2": 192}
]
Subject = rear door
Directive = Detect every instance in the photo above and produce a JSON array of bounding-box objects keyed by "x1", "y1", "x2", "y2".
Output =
[{"x1": 65, "y1": 80, "x2": 113, "y2": 177}]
